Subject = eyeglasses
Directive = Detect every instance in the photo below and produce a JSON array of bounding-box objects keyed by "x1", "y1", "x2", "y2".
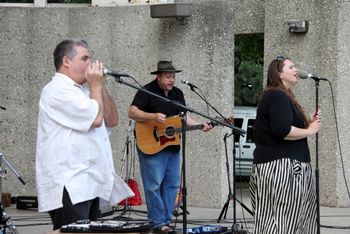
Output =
[{"x1": 275, "y1": 55, "x2": 286, "y2": 61}]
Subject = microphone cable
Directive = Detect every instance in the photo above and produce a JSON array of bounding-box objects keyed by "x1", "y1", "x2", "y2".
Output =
[
  {"x1": 326, "y1": 79, "x2": 350, "y2": 200},
  {"x1": 181, "y1": 81, "x2": 226, "y2": 120},
  {"x1": 314, "y1": 79, "x2": 350, "y2": 230},
  {"x1": 197, "y1": 87, "x2": 210, "y2": 116},
  {"x1": 106, "y1": 70, "x2": 143, "y2": 88},
  {"x1": 235, "y1": 138, "x2": 253, "y2": 234},
  {"x1": 127, "y1": 75, "x2": 143, "y2": 88},
  {"x1": 233, "y1": 145, "x2": 249, "y2": 233}
]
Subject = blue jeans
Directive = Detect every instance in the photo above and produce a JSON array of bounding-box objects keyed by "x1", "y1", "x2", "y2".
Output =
[{"x1": 138, "y1": 148, "x2": 180, "y2": 227}]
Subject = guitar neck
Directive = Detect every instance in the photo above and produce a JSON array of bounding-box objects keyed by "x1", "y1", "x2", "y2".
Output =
[
  {"x1": 187, "y1": 124, "x2": 205, "y2": 131},
  {"x1": 175, "y1": 124, "x2": 205, "y2": 134}
]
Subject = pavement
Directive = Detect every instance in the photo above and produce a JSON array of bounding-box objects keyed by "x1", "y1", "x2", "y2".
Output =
[{"x1": 2, "y1": 189, "x2": 350, "y2": 234}]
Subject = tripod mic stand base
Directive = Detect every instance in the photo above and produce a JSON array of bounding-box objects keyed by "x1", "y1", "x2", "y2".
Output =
[
  {"x1": 231, "y1": 224, "x2": 248, "y2": 234},
  {"x1": 232, "y1": 230, "x2": 248, "y2": 234}
]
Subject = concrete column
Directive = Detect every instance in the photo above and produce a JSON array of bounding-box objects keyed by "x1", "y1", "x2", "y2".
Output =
[{"x1": 264, "y1": 0, "x2": 350, "y2": 207}]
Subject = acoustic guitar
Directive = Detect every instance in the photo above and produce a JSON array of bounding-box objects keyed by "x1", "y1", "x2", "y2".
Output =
[{"x1": 134, "y1": 115, "x2": 233, "y2": 155}]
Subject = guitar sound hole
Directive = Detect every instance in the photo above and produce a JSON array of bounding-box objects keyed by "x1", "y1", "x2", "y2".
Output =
[{"x1": 164, "y1": 126, "x2": 176, "y2": 138}]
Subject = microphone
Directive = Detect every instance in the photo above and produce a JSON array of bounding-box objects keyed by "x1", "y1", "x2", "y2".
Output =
[
  {"x1": 181, "y1": 79, "x2": 198, "y2": 89},
  {"x1": 298, "y1": 71, "x2": 328, "y2": 81},
  {"x1": 103, "y1": 68, "x2": 130, "y2": 77}
]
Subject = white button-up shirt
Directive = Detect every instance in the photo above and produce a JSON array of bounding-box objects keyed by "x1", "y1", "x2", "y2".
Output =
[{"x1": 36, "y1": 73, "x2": 133, "y2": 212}]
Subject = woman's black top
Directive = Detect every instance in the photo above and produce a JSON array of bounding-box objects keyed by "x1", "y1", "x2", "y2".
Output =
[{"x1": 253, "y1": 89, "x2": 311, "y2": 164}]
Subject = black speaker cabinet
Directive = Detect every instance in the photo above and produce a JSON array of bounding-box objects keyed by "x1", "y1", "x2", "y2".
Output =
[{"x1": 16, "y1": 196, "x2": 38, "y2": 209}]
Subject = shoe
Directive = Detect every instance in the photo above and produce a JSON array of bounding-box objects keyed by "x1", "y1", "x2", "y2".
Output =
[
  {"x1": 153, "y1": 225, "x2": 173, "y2": 233},
  {"x1": 166, "y1": 224, "x2": 176, "y2": 230}
]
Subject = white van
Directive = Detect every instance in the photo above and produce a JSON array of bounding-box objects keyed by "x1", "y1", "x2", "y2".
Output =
[{"x1": 232, "y1": 106, "x2": 256, "y2": 178}]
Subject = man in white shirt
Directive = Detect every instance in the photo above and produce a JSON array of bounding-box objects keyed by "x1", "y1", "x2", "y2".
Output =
[{"x1": 36, "y1": 39, "x2": 133, "y2": 230}]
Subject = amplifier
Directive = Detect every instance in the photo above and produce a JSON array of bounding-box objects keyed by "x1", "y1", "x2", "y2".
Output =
[{"x1": 16, "y1": 196, "x2": 38, "y2": 209}]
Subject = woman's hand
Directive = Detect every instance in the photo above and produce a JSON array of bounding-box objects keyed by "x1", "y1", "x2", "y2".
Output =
[
  {"x1": 307, "y1": 117, "x2": 321, "y2": 135},
  {"x1": 310, "y1": 109, "x2": 321, "y2": 122}
]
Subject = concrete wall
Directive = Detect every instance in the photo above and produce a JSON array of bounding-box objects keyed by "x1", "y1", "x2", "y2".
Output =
[
  {"x1": 264, "y1": 0, "x2": 350, "y2": 207},
  {"x1": 0, "y1": 0, "x2": 238, "y2": 208},
  {"x1": 0, "y1": 0, "x2": 349, "y2": 208},
  {"x1": 336, "y1": 0, "x2": 350, "y2": 206}
]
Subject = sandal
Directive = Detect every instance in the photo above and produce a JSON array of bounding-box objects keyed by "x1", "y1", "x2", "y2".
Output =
[
  {"x1": 166, "y1": 224, "x2": 176, "y2": 230},
  {"x1": 153, "y1": 225, "x2": 173, "y2": 233}
]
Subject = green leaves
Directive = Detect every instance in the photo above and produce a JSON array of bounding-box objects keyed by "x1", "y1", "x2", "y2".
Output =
[
  {"x1": 234, "y1": 33, "x2": 264, "y2": 106},
  {"x1": 235, "y1": 61, "x2": 263, "y2": 106}
]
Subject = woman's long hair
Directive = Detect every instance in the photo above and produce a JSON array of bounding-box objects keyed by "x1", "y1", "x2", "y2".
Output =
[{"x1": 265, "y1": 58, "x2": 309, "y2": 127}]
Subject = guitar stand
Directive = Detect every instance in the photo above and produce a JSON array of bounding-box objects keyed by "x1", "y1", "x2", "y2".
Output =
[
  {"x1": 113, "y1": 121, "x2": 147, "y2": 221},
  {"x1": 113, "y1": 206, "x2": 147, "y2": 222}
]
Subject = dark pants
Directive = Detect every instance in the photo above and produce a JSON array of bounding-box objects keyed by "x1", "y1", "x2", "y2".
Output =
[{"x1": 48, "y1": 187, "x2": 100, "y2": 230}]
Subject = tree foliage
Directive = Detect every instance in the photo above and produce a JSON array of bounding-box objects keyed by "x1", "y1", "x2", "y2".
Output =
[{"x1": 234, "y1": 33, "x2": 264, "y2": 106}]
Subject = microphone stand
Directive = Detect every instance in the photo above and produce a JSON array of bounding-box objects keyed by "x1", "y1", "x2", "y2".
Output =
[
  {"x1": 110, "y1": 75, "x2": 246, "y2": 234},
  {"x1": 112, "y1": 76, "x2": 245, "y2": 135},
  {"x1": 314, "y1": 79, "x2": 321, "y2": 234},
  {"x1": 303, "y1": 74, "x2": 328, "y2": 233},
  {"x1": 0, "y1": 155, "x2": 26, "y2": 186},
  {"x1": 305, "y1": 75, "x2": 326, "y2": 234},
  {"x1": 185, "y1": 86, "x2": 226, "y2": 120},
  {"x1": 180, "y1": 112, "x2": 188, "y2": 233},
  {"x1": 0, "y1": 152, "x2": 26, "y2": 234},
  {"x1": 184, "y1": 86, "x2": 250, "y2": 233}
]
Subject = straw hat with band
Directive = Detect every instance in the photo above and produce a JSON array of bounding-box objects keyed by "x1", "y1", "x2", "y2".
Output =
[{"x1": 150, "y1": 61, "x2": 182, "y2": 75}]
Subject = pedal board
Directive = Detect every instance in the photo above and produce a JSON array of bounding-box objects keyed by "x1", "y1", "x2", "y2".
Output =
[
  {"x1": 61, "y1": 221, "x2": 152, "y2": 233},
  {"x1": 185, "y1": 225, "x2": 228, "y2": 234}
]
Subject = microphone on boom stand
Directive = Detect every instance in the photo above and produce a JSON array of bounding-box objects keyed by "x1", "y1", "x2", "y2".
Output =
[{"x1": 181, "y1": 80, "x2": 249, "y2": 234}]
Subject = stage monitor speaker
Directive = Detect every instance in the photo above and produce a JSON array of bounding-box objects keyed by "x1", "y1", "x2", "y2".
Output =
[{"x1": 16, "y1": 196, "x2": 38, "y2": 209}]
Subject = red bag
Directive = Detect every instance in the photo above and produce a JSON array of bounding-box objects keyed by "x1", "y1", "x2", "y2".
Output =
[{"x1": 119, "y1": 179, "x2": 142, "y2": 206}]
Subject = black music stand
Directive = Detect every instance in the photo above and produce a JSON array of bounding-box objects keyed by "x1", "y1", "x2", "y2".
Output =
[{"x1": 107, "y1": 74, "x2": 245, "y2": 234}]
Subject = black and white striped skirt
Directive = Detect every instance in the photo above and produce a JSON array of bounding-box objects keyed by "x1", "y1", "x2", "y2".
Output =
[{"x1": 249, "y1": 158, "x2": 317, "y2": 234}]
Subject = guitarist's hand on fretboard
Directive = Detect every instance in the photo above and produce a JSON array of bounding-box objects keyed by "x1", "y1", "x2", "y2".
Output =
[{"x1": 202, "y1": 122, "x2": 214, "y2": 132}]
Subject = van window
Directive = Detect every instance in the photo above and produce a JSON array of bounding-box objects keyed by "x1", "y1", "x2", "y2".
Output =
[
  {"x1": 246, "y1": 119, "x2": 256, "y2": 143},
  {"x1": 234, "y1": 118, "x2": 243, "y2": 142}
]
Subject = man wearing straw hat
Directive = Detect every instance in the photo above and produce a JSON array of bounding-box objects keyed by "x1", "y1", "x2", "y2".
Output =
[{"x1": 128, "y1": 61, "x2": 212, "y2": 233}]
